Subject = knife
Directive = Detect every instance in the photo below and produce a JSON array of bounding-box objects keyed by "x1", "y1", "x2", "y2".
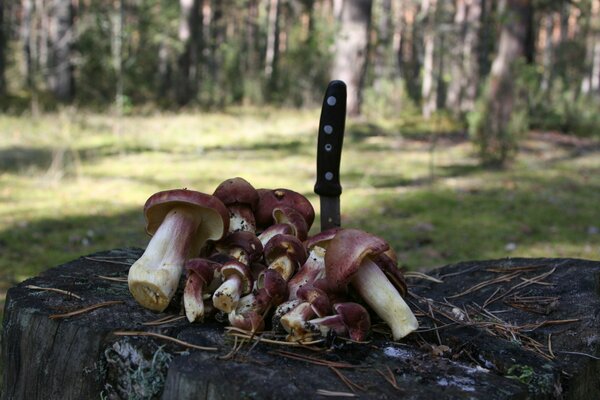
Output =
[{"x1": 314, "y1": 80, "x2": 346, "y2": 231}]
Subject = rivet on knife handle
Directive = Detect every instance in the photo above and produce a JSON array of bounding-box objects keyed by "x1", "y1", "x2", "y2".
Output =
[{"x1": 315, "y1": 80, "x2": 346, "y2": 231}]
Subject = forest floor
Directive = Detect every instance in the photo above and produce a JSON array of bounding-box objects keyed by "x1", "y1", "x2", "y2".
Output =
[{"x1": 1, "y1": 109, "x2": 600, "y2": 314}]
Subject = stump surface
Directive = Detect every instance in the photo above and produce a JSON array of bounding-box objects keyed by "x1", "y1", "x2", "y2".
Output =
[{"x1": 1, "y1": 248, "x2": 599, "y2": 399}]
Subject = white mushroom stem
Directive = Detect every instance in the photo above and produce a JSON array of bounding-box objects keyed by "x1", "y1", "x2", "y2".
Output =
[
  {"x1": 228, "y1": 205, "x2": 256, "y2": 233},
  {"x1": 288, "y1": 246, "x2": 326, "y2": 299},
  {"x1": 128, "y1": 207, "x2": 201, "y2": 312},
  {"x1": 351, "y1": 259, "x2": 419, "y2": 340},
  {"x1": 212, "y1": 274, "x2": 242, "y2": 313},
  {"x1": 183, "y1": 274, "x2": 205, "y2": 322}
]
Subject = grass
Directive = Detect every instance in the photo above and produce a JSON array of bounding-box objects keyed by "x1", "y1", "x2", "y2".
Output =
[{"x1": 1, "y1": 108, "x2": 600, "y2": 312}]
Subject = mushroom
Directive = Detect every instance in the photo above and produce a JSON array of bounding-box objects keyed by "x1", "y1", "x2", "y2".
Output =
[
  {"x1": 287, "y1": 228, "x2": 340, "y2": 299},
  {"x1": 257, "y1": 223, "x2": 294, "y2": 248},
  {"x1": 255, "y1": 188, "x2": 315, "y2": 233},
  {"x1": 128, "y1": 189, "x2": 229, "y2": 312},
  {"x1": 307, "y1": 302, "x2": 371, "y2": 342},
  {"x1": 229, "y1": 268, "x2": 288, "y2": 332},
  {"x1": 213, "y1": 177, "x2": 259, "y2": 233},
  {"x1": 263, "y1": 234, "x2": 308, "y2": 281},
  {"x1": 212, "y1": 260, "x2": 253, "y2": 313},
  {"x1": 325, "y1": 228, "x2": 418, "y2": 340},
  {"x1": 183, "y1": 258, "x2": 222, "y2": 322},
  {"x1": 280, "y1": 284, "x2": 331, "y2": 340},
  {"x1": 214, "y1": 231, "x2": 263, "y2": 265}
]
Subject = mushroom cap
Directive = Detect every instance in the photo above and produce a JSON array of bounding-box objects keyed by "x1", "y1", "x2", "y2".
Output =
[
  {"x1": 297, "y1": 284, "x2": 331, "y2": 317},
  {"x1": 258, "y1": 223, "x2": 295, "y2": 247},
  {"x1": 304, "y1": 227, "x2": 341, "y2": 250},
  {"x1": 256, "y1": 269, "x2": 288, "y2": 306},
  {"x1": 325, "y1": 229, "x2": 389, "y2": 289},
  {"x1": 373, "y1": 253, "x2": 407, "y2": 297},
  {"x1": 185, "y1": 258, "x2": 221, "y2": 285},
  {"x1": 144, "y1": 189, "x2": 229, "y2": 251},
  {"x1": 264, "y1": 234, "x2": 308, "y2": 270},
  {"x1": 334, "y1": 302, "x2": 371, "y2": 342},
  {"x1": 213, "y1": 177, "x2": 259, "y2": 209},
  {"x1": 216, "y1": 231, "x2": 264, "y2": 263},
  {"x1": 221, "y1": 260, "x2": 253, "y2": 294},
  {"x1": 255, "y1": 188, "x2": 315, "y2": 230},
  {"x1": 272, "y1": 206, "x2": 309, "y2": 241}
]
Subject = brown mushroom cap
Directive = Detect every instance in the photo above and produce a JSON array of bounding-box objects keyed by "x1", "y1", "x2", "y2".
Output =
[
  {"x1": 213, "y1": 177, "x2": 259, "y2": 210},
  {"x1": 215, "y1": 231, "x2": 264, "y2": 264},
  {"x1": 144, "y1": 189, "x2": 230, "y2": 252},
  {"x1": 334, "y1": 302, "x2": 371, "y2": 342},
  {"x1": 185, "y1": 258, "x2": 221, "y2": 285},
  {"x1": 264, "y1": 234, "x2": 308, "y2": 277},
  {"x1": 325, "y1": 228, "x2": 389, "y2": 289},
  {"x1": 272, "y1": 206, "x2": 309, "y2": 240},
  {"x1": 304, "y1": 227, "x2": 341, "y2": 250},
  {"x1": 255, "y1": 188, "x2": 315, "y2": 230}
]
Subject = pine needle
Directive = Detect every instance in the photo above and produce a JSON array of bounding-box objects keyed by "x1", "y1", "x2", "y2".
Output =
[
  {"x1": 142, "y1": 315, "x2": 186, "y2": 326},
  {"x1": 49, "y1": 300, "x2": 123, "y2": 319},
  {"x1": 26, "y1": 285, "x2": 82, "y2": 300},
  {"x1": 315, "y1": 389, "x2": 357, "y2": 397},
  {"x1": 96, "y1": 275, "x2": 128, "y2": 283},
  {"x1": 112, "y1": 330, "x2": 218, "y2": 351}
]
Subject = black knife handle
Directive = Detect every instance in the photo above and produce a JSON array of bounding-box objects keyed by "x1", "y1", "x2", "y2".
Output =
[{"x1": 315, "y1": 80, "x2": 346, "y2": 197}]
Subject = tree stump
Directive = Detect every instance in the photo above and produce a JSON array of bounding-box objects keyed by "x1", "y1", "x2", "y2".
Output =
[{"x1": 1, "y1": 248, "x2": 599, "y2": 399}]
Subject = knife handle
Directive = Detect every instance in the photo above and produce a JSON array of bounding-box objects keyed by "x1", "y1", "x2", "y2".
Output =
[{"x1": 314, "y1": 80, "x2": 346, "y2": 197}]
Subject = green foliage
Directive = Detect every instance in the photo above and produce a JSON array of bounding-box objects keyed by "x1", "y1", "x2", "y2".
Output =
[
  {"x1": 468, "y1": 64, "x2": 530, "y2": 167},
  {"x1": 362, "y1": 79, "x2": 419, "y2": 120},
  {"x1": 506, "y1": 364, "x2": 555, "y2": 395}
]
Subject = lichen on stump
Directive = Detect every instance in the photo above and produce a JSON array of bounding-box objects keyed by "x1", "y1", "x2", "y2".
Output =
[{"x1": 1, "y1": 249, "x2": 599, "y2": 399}]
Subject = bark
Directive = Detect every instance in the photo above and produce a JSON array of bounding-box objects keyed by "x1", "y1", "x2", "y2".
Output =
[
  {"x1": 540, "y1": 13, "x2": 553, "y2": 91},
  {"x1": 447, "y1": 0, "x2": 482, "y2": 115},
  {"x1": 21, "y1": 0, "x2": 34, "y2": 89},
  {"x1": 398, "y1": 2, "x2": 421, "y2": 102},
  {"x1": 421, "y1": 0, "x2": 437, "y2": 118},
  {"x1": 474, "y1": 0, "x2": 530, "y2": 166},
  {"x1": 48, "y1": 0, "x2": 75, "y2": 102},
  {"x1": 582, "y1": 0, "x2": 600, "y2": 95},
  {"x1": 2, "y1": 249, "x2": 600, "y2": 399},
  {"x1": 176, "y1": 0, "x2": 202, "y2": 105},
  {"x1": 0, "y1": 0, "x2": 5, "y2": 96},
  {"x1": 264, "y1": 0, "x2": 281, "y2": 94},
  {"x1": 373, "y1": 0, "x2": 393, "y2": 90},
  {"x1": 331, "y1": 0, "x2": 373, "y2": 116}
]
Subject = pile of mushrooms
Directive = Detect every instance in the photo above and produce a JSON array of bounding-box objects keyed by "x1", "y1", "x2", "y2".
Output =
[{"x1": 128, "y1": 177, "x2": 418, "y2": 341}]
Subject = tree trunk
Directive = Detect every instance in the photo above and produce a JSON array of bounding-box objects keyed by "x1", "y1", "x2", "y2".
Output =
[
  {"x1": 0, "y1": 0, "x2": 5, "y2": 96},
  {"x1": 21, "y1": 0, "x2": 34, "y2": 90},
  {"x1": 264, "y1": 0, "x2": 280, "y2": 97},
  {"x1": 421, "y1": 0, "x2": 437, "y2": 118},
  {"x1": 373, "y1": 0, "x2": 393, "y2": 91},
  {"x1": 48, "y1": 0, "x2": 75, "y2": 102},
  {"x1": 398, "y1": 2, "x2": 421, "y2": 103},
  {"x1": 2, "y1": 249, "x2": 600, "y2": 399},
  {"x1": 447, "y1": 0, "x2": 482, "y2": 116},
  {"x1": 540, "y1": 13, "x2": 553, "y2": 91},
  {"x1": 582, "y1": 0, "x2": 600, "y2": 95},
  {"x1": 472, "y1": 0, "x2": 530, "y2": 166},
  {"x1": 332, "y1": 0, "x2": 373, "y2": 116},
  {"x1": 176, "y1": 0, "x2": 201, "y2": 105}
]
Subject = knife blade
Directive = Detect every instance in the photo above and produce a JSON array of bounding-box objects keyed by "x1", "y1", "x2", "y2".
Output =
[{"x1": 314, "y1": 80, "x2": 346, "y2": 231}]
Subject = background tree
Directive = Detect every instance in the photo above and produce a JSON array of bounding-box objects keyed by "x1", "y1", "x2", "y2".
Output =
[
  {"x1": 331, "y1": 0, "x2": 373, "y2": 116},
  {"x1": 469, "y1": 0, "x2": 531, "y2": 166}
]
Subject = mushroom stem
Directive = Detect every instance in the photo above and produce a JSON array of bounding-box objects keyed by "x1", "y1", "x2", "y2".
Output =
[
  {"x1": 183, "y1": 273, "x2": 205, "y2": 322},
  {"x1": 128, "y1": 207, "x2": 202, "y2": 312},
  {"x1": 212, "y1": 274, "x2": 242, "y2": 312},
  {"x1": 350, "y1": 258, "x2": 418, "y2": 340}
]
